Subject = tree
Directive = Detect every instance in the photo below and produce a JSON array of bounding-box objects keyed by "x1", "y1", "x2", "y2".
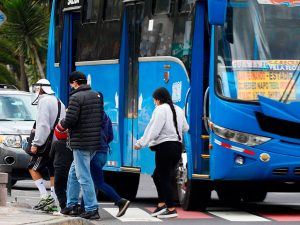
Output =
[{"x1": 0, "y1": 0, "x2": 49, "y2": 91}]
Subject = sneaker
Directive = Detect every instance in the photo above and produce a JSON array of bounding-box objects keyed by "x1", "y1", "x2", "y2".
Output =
[
  {"x1": 116, "y1": 198, "x2": 130, "y2": 217},
  {"x1": 151, "y1": 205, "x2": 167, "y2": 217},
  {"x1": 53, "y1": 211, "x2": 65, "y2": 216},
  {"x1": 33, "y1": 195, "x2": 55, "y2": 210},
  {"x1": 157, "y1": 209, "x2": 178, "y2": 219},
  {"x1": 61, "y1": 205, "x2": 84, "y2": 216},
  {"x1": 43, "y1": 203, "x2": 59, "y2": 213},
  {"x1": 79, "y1": 209, "x2": 100, "y2": 220}
]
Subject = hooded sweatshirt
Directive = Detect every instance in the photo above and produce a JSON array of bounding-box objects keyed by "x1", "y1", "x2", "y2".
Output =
[{"x1": 32, "y1": 94, "x2": 66, "y2": 147}]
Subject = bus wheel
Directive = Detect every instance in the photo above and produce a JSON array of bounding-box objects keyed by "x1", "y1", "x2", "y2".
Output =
[
  {"x1": 177, "y1": 157, "x2": 211, "y2": 211},
  {"x1": 242, "y1": 190, "x2": 267, "y2": 202},
  {"x1": 98, "y1": 171, "x2": 140, "y2": 201}
]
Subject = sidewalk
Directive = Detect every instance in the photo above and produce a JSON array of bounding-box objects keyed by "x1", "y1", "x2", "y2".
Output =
[{"x1": 0, "y1": 204, "x2": 95, "y2": 225}]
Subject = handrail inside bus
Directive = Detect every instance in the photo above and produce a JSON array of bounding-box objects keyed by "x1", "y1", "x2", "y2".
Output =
[{"x1": 138, "y1": 56, "x2": 190, "y2": 83}]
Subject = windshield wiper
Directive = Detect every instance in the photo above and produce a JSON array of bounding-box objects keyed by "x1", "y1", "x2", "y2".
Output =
[
  {"x1": 279, "y1": 62, "x2": 300, "y2": 103},
  {"x1": 0, "y1": 119, "x2": 13, "y2": 121}
]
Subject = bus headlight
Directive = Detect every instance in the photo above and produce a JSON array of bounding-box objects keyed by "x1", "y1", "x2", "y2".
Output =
[
  {"x1": 210, "y1": 123, "x2": 271, "y2": 146},
  {"x1": 0, "y1": 135, "x2": 22, "y2": 148}
]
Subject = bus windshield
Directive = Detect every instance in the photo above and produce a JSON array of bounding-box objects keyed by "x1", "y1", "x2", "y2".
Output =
[{"x1": 216, "y1": 0, "x2": 300, "y2": 103}]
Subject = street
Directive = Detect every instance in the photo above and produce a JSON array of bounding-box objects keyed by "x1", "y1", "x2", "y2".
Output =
[{"x1": 9, "y1": 174, "x2": 300, "y2": 225}]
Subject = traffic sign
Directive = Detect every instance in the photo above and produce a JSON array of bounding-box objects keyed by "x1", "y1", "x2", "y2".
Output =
[{"x1": 0, "y1": 10, "x2": 7, "y2": 27}]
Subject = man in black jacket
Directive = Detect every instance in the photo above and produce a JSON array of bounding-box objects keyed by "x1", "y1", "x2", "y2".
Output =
[{"x1": 57, "y1": 71, "x2": 102, "y2": 220}]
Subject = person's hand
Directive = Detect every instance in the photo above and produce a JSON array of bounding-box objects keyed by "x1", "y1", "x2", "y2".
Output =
[
  {"x1": 56, "y1": 121, "x2": 66, "y2": 132},
  {"x1": 31, "y1": 145, "x2": 38, "y2": 154},
  {"x1": 134, "y1": 143, "x2": 141, "y2": 150}
]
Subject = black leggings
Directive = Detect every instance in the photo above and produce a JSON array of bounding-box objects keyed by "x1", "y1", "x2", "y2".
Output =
[{"x1": 151, "y1": 141, "x2": 182, "y2": 208}]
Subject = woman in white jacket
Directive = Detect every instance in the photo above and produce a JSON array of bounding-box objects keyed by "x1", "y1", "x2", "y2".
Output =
[{"x1": 134, "y1": 87, "x2": 189, "y2": 219}]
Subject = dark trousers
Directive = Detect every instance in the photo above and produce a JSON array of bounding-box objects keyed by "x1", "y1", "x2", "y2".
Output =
[
  {"x1": 52, "y1": 141, "x2": 73, "y2": 209},
  {"x1": 151, "y1": 141, "x2": 182, "y2": 208}
]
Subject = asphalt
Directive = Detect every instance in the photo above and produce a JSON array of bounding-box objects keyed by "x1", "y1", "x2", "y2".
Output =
[{"x1": 0, "y1": 203, "x2": 96, "y2": 225}]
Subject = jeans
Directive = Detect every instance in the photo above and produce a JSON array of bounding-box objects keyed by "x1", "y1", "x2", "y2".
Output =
[
  {"x1": 66, "y1": 149, "x2": 98, "y2": 212},
  {"x1": 91, "y1": 151, "x2": 121, "y2": 203}
]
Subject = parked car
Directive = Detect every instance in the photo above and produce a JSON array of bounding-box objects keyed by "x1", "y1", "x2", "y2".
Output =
[{"x1": 0, "y1": 85, "x2": 36, "y2": 185}]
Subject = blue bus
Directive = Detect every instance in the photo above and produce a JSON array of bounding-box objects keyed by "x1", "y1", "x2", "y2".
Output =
[{"x1": 47, "y1": 0, "x2": 300, "y2": 210}]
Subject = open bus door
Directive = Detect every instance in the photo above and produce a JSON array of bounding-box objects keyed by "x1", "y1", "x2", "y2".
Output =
[
  {"x1": 59, "y1": 12, "x2": 79, "y2": 103},
  {"x1": 121, "y1": 0, "x2": 144, "y2": 173}
]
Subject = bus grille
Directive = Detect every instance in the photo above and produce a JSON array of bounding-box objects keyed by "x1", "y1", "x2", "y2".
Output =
[{"x1": 272, "y1": 168, "x2": 288, "y2": 175}]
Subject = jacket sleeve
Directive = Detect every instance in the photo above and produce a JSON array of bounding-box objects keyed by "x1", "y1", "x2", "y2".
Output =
[
  {"x1": 107, "y1": 116, "x2": 114, "y2": 144},
  {"x1": 61, "y1": 95, "x2": 80, "y2": 129},
  {"x1": 136, "y1": 107, "x2": 166, "y2": 148},
  {"x1": 32, "y1": 99, "x2": 51, "y2": 146}
]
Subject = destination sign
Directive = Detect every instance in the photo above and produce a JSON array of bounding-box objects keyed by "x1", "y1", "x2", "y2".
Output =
[{"x1": 236, "y1": 71, "x2": 296, "y2": 100}]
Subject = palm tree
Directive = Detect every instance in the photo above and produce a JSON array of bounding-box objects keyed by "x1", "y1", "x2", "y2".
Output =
[
  {"x1": 0, "y1": 36, "x2": 18, "y2": 85},
  {"x1": 0, "y1": 0, "x2": 49, "y2": 91}
]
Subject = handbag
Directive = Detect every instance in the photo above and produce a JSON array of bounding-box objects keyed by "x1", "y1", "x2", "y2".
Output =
[{"x1": 24, "y1": 99, "x2": 61, "y2": 157}]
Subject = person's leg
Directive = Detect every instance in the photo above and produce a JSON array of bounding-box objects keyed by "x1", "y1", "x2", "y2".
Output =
[
  {"x1": 54, "y1": 169, "x2": 68, "y2": 209},
  {"x1": 73, "y1": 150, "x2": 98, "y2": 212},
  {"x1": 91, "y1": 152, "x2": 121, "y2": 203},
  {"x1": 150, "y1": 148, "x2": 168, "y2": 217},
  {"x1": 90, "y1": 151, "x2": 130, "y2": 217},
  {"x1": 156, "y1": 142, "x2": 182, "y2": 219},
  {"x1": 66, "y1": 161, "x2": 81, "y2": 207}
]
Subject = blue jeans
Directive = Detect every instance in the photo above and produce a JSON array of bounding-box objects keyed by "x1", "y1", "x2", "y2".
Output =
[
  {"x1": 66, "y1": 149, "x2": 98, "y2": 212},
  {"x1": 91, "y1": 151, "x2": 121, "y2": 203}
]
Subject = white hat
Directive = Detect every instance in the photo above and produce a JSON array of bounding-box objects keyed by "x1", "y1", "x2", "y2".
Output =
[{"x1": 35, "y1": 79, "x2": 55, "y2": 94}]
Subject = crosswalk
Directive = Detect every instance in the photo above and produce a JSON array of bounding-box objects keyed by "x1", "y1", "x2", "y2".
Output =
[{"x1": 101, "y1": 205, "x2": 300, "y2": 222}]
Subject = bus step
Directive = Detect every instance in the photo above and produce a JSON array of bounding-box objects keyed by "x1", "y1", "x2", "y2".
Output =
[
  {"x1": 192, "y1": 174, "x2": 210, "y2": 179},
  {"x1": 201, "y1": 154, "x2": 210, "y2": 159},
  {"x1": 201, "y1": 135, "x2": 209, "y2": 139}
]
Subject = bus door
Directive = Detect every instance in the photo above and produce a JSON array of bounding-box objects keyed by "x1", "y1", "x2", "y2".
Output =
[
  {"x1": 122, "y1": 0, "x2": 145, "y2": 169},
  {"x1": 59, "y1": 11, "x2": 80, "y2": 103}
]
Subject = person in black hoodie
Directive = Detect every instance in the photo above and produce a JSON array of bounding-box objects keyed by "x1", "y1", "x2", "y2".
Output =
[{"x1": 49, "y1": 126, "x2": 73, "y2": 214}]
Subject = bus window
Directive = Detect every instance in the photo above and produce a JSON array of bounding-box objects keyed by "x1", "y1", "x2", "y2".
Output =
[
  {"x1": 172, "y1": 0, "x2": 196, "y2": 74},
  {"x1": 82, "y1": 0, "x2": 100, "y2": 23},
  {"x1": 103, "y1": 0, "x2": 122, "y2": 21},
  {"x1": 178, "y1": 0, "x2": 196, "y2": 13},
  {"x1": 55, "y1": 0, "x2": 64, "y2": 63},
  {"x1": 153, "y1": 0, "x2": 174, "y2": 15}
]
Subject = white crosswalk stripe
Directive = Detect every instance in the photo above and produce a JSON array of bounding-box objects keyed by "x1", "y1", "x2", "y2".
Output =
[
  {"x1": 103, "y1": 207, "x2": 162, "y2": 222},
  {"x1": 208, "y1": 211, "x2": 271, "y2": 222}
]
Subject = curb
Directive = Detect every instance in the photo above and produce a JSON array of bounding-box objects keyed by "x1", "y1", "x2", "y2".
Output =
[{"x1": 29, "y1": 217, "x2": 95, "y2": 225}]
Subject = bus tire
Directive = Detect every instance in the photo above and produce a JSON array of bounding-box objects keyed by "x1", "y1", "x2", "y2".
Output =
[
  {"x1": 97, "y1": 171, "x2": 140, "y2": 201},
  {"x1": 177, "y1": 160, "x2": 210, "y2": 211}
]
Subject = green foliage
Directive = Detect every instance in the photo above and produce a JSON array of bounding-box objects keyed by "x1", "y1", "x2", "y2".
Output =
[{"x1": 0, "y1": 0, "x2": 49, "y2": 88}]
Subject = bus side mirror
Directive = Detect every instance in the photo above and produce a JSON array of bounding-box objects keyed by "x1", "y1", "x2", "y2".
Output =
[{"x1": 208, "y1": 0, "x2": 227, "y2": 25}]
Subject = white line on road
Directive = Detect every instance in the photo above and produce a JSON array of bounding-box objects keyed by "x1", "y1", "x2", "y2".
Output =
[
  {"x1": 208, "y1": 211, "x2": 270, "y2": 222},
  {"x1": 104, "y1": 207, "x2": 162, "y2": 222}
]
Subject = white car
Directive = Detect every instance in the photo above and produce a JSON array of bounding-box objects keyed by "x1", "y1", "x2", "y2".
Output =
[{"x1": 0, "y1": 86, "x2": 36, "y2": 185}]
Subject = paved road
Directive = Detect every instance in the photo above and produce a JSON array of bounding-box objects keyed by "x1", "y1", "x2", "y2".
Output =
[{"x1": 9, "y1": 175, "x2": 300, "y2": 225}]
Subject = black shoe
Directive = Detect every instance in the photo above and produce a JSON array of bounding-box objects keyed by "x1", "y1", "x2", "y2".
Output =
[
  {"x1": 61, "y1": 205, "x2": 84, "y2": 216},
  {"x1": 157, "y1": 209, "x2": 178, "y2": 219},
  {"x1": 116, "y1": 198, "x2": 130, "y2": 217},
  {"x1": 151, "y1": 205, "x2": 167, "y2": 217},
  {"x1": 80, "y1": 209, "x2": 100, "y2": 220}
]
